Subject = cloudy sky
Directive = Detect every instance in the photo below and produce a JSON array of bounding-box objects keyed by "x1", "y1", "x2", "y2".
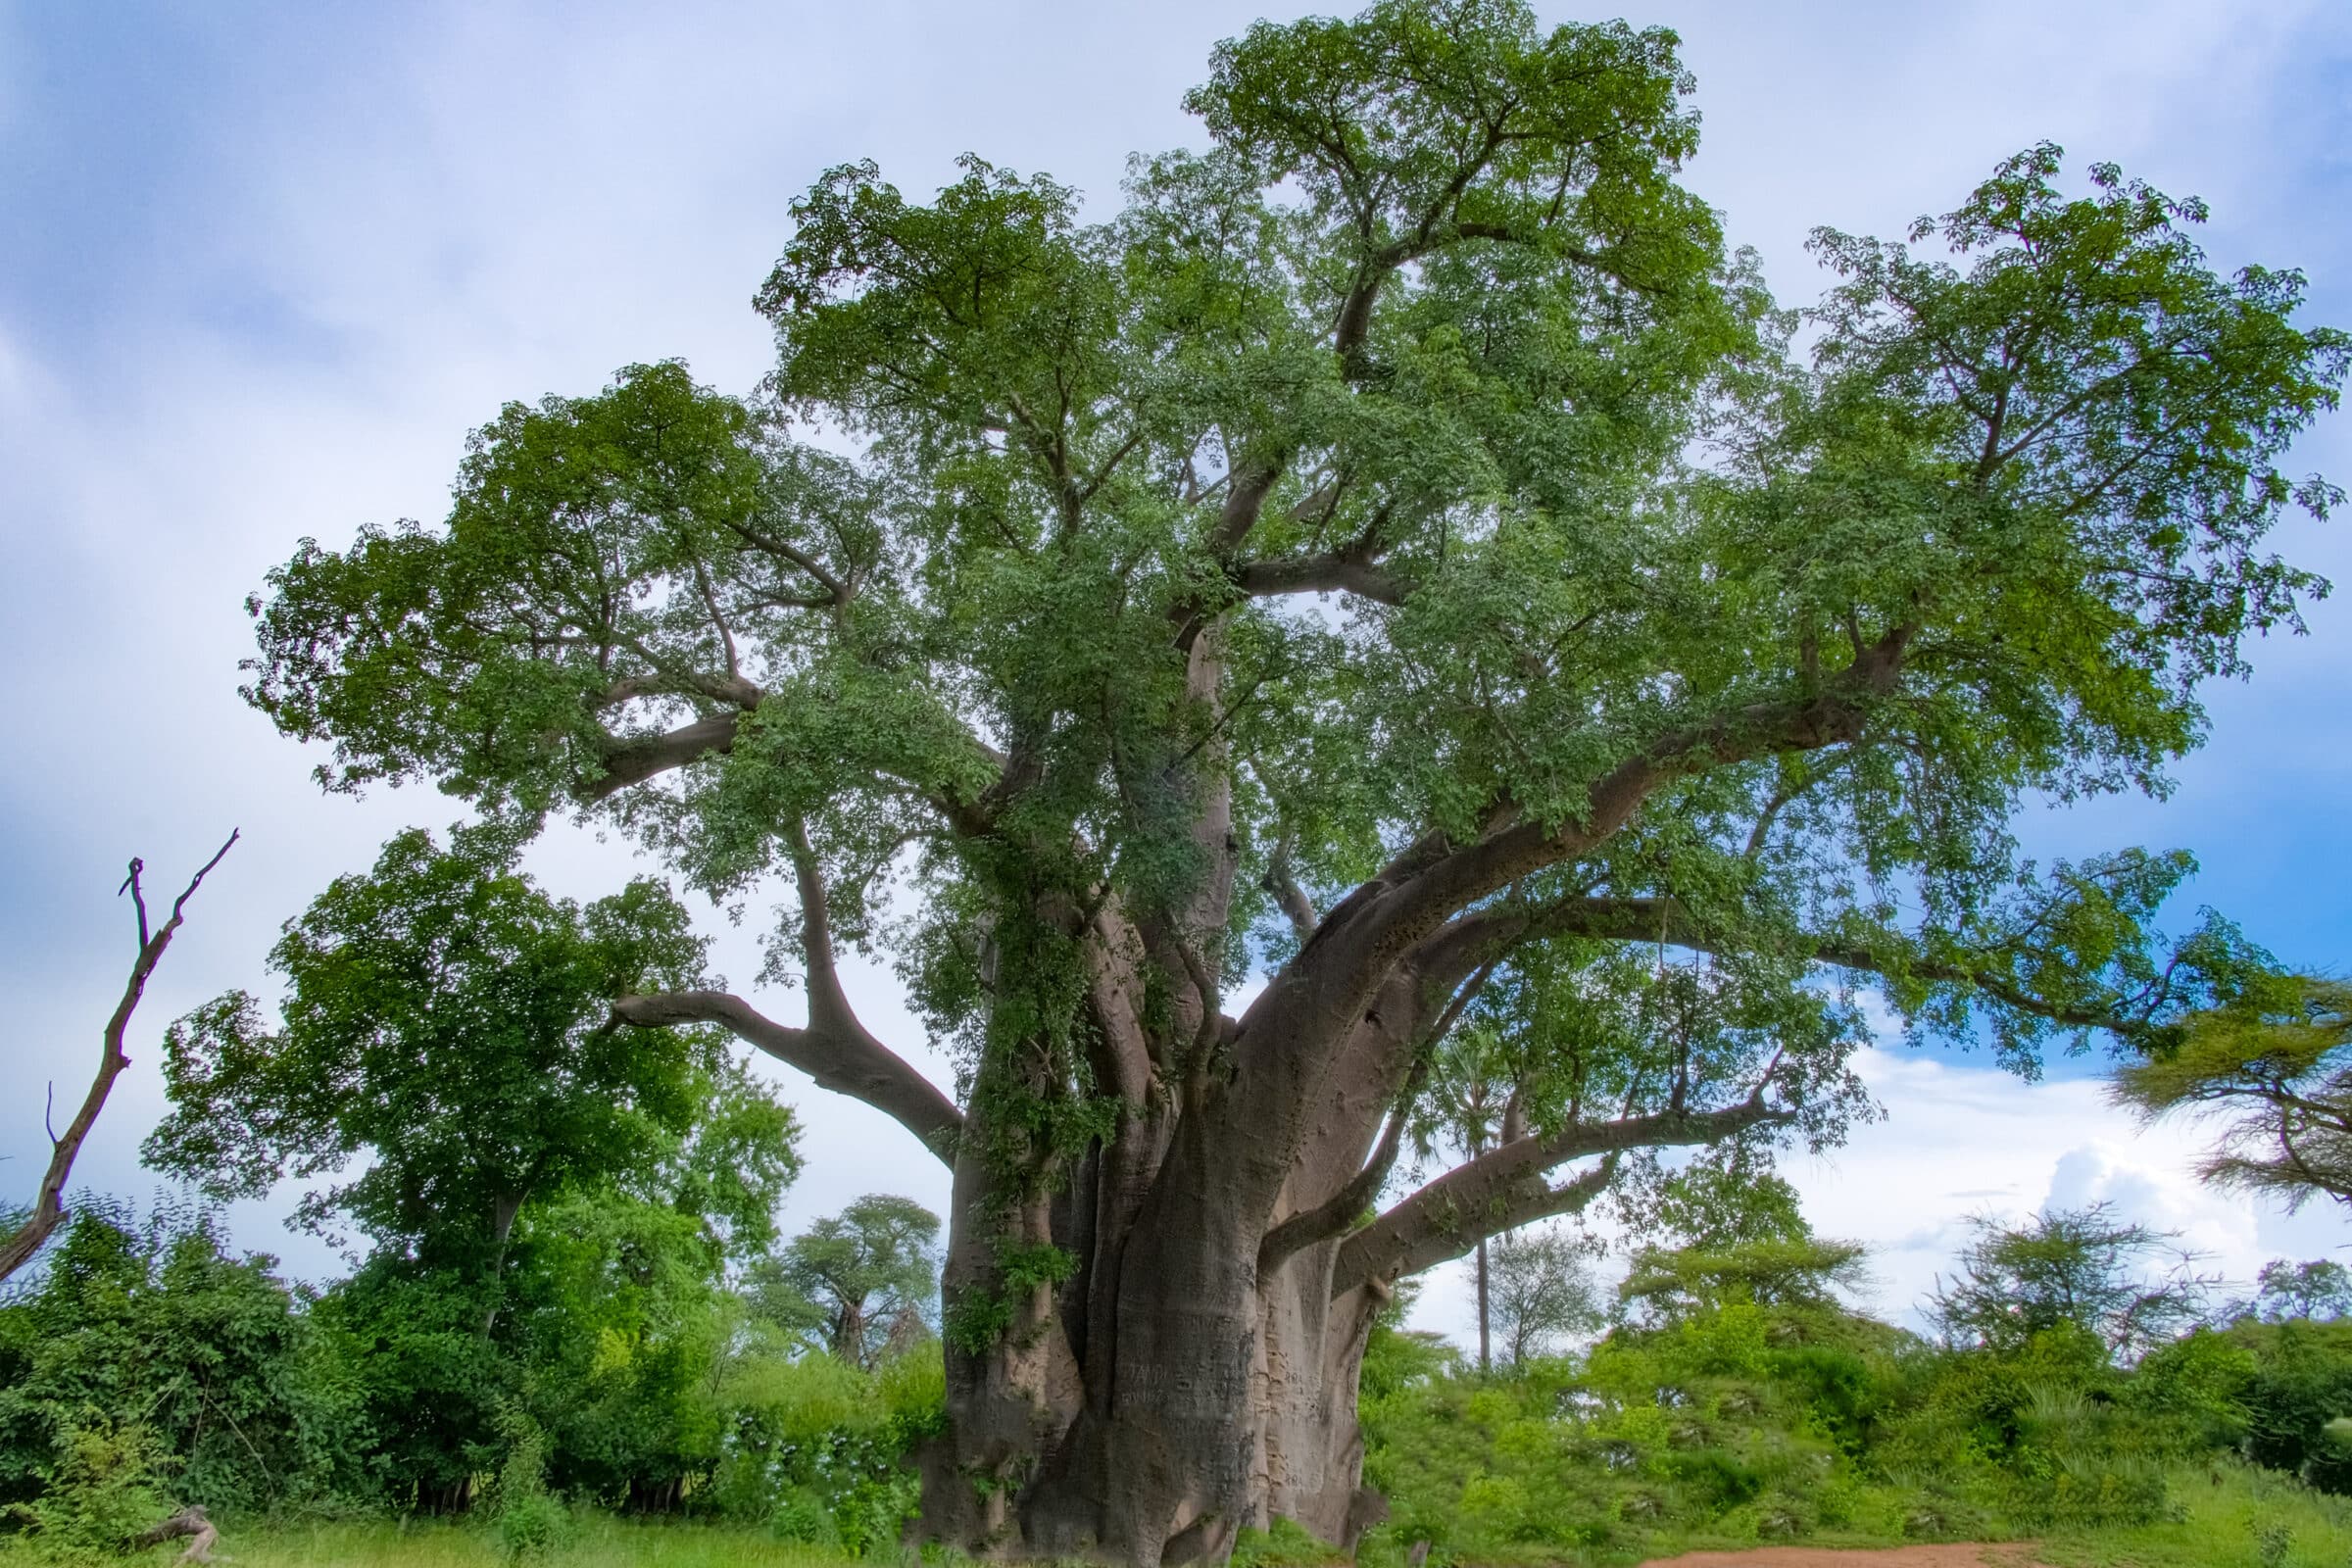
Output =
[{"x1": 5, "y1": 0, "x2": 2350, "y2": 1342}]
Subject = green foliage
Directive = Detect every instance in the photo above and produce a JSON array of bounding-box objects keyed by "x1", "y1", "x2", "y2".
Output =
[
  {"x1": 1488, "y1": 1226, "x2": 1605, "y2": 1366},
  {"x1": 491, "y1": 1409, "x2": 574, "y2": 1564},
  {"x1": 0, "y1": 1201, "x2": 363, "y2": 1517},
  {"x1": 940, "y1": 1240, "x2": 1071, "y2": 1355},
  {"x1": 129, "y1": 824, "x2": 805, "y2": 1517},
  {"x1": 145, "y1": 826, "x2": 766, "y2": 1278},
  {"x1": 2228, "y1": 1320, "x2": 2352, "y2": 1494},
  {"x1": 704, "y1": 1348, "x2": 938, "y2": 1555},
  {"x1": 1355, "y1": 1250, "x2": 2352, "y2": 1564},
  {"x1": 1618, "y1": 1237, "x2": 1873, "y2": 1328},
  {"x1": 2245, "y1": 1260, "x2": 2352, "y2": 1324},
  {"x1": 2114, "y1": 979, "x2": 2352, "y2": 1213},
  {"x1": 1231, "y1": 1515, "x2": 1349, "y2": 1568},
  {"x1": 7, "y1": 1420, "x2": 171, "y2": 1561},
  {"x1": 508, "y1": 1194, "x2": 737, "y2": 1507},
  {"x1": 1358, "y1": 1279, "x2": 1461, "y2": 1403}
]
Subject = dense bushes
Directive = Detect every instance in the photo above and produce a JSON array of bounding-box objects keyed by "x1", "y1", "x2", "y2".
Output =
[
  {"x1": 13, "y1": 1196, "x2": 2352, "y2": 1565},
  {"x1": 707, "y1": 1349, "x2": 942, "y2": 1551},
  {"x1": 0, "y1": 1200, "x2": 943, "y2": 1557},
  {"x1": 0, "y1": 1201, "x2": 362, "y2": 1522},
  {"x1": 1357, "y1": 1244, "x2": 2352, "y2": 1565}
]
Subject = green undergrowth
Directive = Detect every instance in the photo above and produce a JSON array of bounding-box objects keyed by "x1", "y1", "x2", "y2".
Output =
[
  {"x1": 2034, "y1": 1460, "x2": 2352, "y2": 1568},
  {"x1": 5, "y1": 1515, "x2": 878, "y2": 1568},
  {"x1": 1350, "y1": 1299, "x2": 2352, "y2": 1567}
]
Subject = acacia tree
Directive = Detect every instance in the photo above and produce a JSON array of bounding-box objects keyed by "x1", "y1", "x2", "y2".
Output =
[
  {"x1": 1925, "y1": 1203, "x2": 2219, "y2": 1362},
  {"x1": 238, "y1": 2, "x2": 2344, "y2": 1558},
  {"x1": 2112, "y1": 977, "x2": 2352, "y2": 1210},
  {"x1": 1486, "y1": 1224, "x2": 1602, "y2": 1366}
]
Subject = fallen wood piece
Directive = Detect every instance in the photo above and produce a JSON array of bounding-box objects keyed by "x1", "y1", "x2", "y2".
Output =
[{"x1": 133, "y1": 1504, "x2": 225, "y2": 1563}]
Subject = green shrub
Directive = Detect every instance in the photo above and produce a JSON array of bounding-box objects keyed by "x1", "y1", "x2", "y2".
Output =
[
  {"x1": 12, "y1": 1420, "x2": 171, "y2": 1562},
  {"x1": 2233, "y1": 1320, "x2": 2352, "y2": 1493},
  {"x1": 1232, "y1": 1515, "x2": 1350, "y2": 1568}
]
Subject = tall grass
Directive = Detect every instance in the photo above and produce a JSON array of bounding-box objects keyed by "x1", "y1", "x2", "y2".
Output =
[
  {"x1": 2042, "y1": 1459, "x2": 2352, "y2": 1568},
  {"x1": 212, "y1": 1516, "x2": 872, "y2": 1568}
]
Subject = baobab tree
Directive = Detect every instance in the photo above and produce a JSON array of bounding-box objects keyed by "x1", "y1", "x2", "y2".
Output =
[{"x1": 240, "y1": 1, "x2": 2344, "y2": 1559}]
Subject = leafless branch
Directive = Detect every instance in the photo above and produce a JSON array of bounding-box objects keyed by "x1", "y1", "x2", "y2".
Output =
[{"x1": 1, "y1": 828, "x2": 239, "y2": 1283}]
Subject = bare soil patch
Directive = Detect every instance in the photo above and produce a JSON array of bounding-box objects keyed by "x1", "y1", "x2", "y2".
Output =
[{"x1": 1637, "y1": 1546, "x2": 2053, "y2": 1568}]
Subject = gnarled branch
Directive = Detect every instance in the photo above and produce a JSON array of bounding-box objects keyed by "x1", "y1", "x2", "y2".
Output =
[
  {"x1": 1233, "y1": 553, "x2": 1407, "y2": 606},
  {"x1": 615, "y1": 820, "x2": 961, "y2": 1158},
  {"x1": 587, "y1": 712, "x2": 746, "y2": 801},
  {"x1": 1, "y1": 830, "x2": 239, "y2": 1284},
  {"x1": 614, "y1": 989, "x2": 962, "y2": 1157}
]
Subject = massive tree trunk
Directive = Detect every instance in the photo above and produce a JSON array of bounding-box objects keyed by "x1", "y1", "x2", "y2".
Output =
[{"x1": 612, "y1": 693, "x2": 1855, "y2": 1564}]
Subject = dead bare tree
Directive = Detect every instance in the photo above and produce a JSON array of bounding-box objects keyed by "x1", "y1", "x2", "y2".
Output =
[{"x1": 0, "y1": 830, "x2": 238, "y2": 1283}]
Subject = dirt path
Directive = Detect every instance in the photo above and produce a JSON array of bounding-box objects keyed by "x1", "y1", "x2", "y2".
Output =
[{"x1": 1637, "y1": 1546, "x2": 2053, "y2": 1568}]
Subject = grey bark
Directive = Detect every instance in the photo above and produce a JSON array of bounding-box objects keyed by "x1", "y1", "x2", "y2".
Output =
[
  {"x1": 607, "y1": 626, "x2": 1908, "y2": 1565},
  {"x1": 1, "y1": 831, "x2": 237, "y2": 1284}
]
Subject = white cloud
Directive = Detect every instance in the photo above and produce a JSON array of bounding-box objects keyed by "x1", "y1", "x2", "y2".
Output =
[{"x1": 1407, "y1": 1047, "x2": 2350, "y2": 1350}]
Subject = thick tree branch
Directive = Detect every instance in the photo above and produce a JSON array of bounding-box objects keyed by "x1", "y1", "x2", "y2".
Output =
[
  {"x1": 613, "y1": 990, "x2": 962, "y2": 1158},
  {"x1": 1260, "y1": 1053, "x2": 1431, "y2": 1276},
  {"x1": 1257, "y1": 950, "x2": 1501, "y2": 1274},
  {"x1": 1329, "y1": 1094, "x2": 1788, "y2": 1298},
  {"x1": 1262, "y1": 833, "x2": 1319, "y2": 945},
  {"x1": 1233, "y1": 553, "x2": 1408, "y2": 606},
  {"x1": 587, "y1": 712, "x2": 746, "y2": 801},
  {"x1": 1211, "y1": 462, "x2": 1286, "y2": 554},
  {"x1": 619, "y1": 820, "x2": 962, "y2": 1156},
  {"x1": 1427, "y1": 891, "x2": 2143, "y2": 1037},
  {"x1": 1229, "y1": 642, "x2": 1910, "y2": 1206},
  {"x1": 135, "y1": 1506, "x2": 223, "y2": 1566},
  {"x1": 1, "y1": 830, "x2": 239, "y2": 1284}
]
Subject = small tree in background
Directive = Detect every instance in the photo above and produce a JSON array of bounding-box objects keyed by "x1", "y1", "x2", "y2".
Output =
[
  {"x1": 1927, "y1": 1202, "x2": 2218, "y2": 1361},
  {"x1": 1619, "y1": 1237, "x2": 1873, "y2": 1327},
  {"x1": 144, "y1": 825, "x2": 757, "y2": 1307},
  {"x1": 1646, "y1": 1147, "x2": 1817, "y2": 1251},
  {"x1": 2239, "y1": 1258, "x2": 2352, "y2": 1324},
  {"x1": 757, "y1": 1195, "x2": 942, "y2": 1369},
  {"x1": 1487, "y1": 1225, "x2": 1603, "y2": 1366}
]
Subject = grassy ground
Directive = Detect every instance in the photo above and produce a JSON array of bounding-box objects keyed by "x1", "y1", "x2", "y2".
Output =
[
  {"x1": 218, "y1": 1515, "x2": 862, "y2": 1568},
  {"x1": 2035, "y1": 1459, "x2": 2352, "y2": 1568},
  {"x1": 110, "y1": 1460, "x2": 2352, "y2": 1568}
]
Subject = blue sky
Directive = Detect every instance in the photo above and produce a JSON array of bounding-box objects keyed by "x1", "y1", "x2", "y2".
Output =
[{"x1": 5, "y1": 0, "x2": 2351, "y2": 1337}]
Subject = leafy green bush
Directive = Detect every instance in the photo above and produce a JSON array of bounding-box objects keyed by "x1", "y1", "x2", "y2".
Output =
[
  {"x1": 0, "y1": 1201, "x2": 366, "y2": 1519},
  {"x1": 2231, "y1": 1319, "x2": 2352, "y2": 1493},
  {"x1": 8, "y1": 1421, "x2": 171, "y2": 1561},
  {"x1": 704, "y1": 1347, "x2": 938, "y2": 1552}
]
